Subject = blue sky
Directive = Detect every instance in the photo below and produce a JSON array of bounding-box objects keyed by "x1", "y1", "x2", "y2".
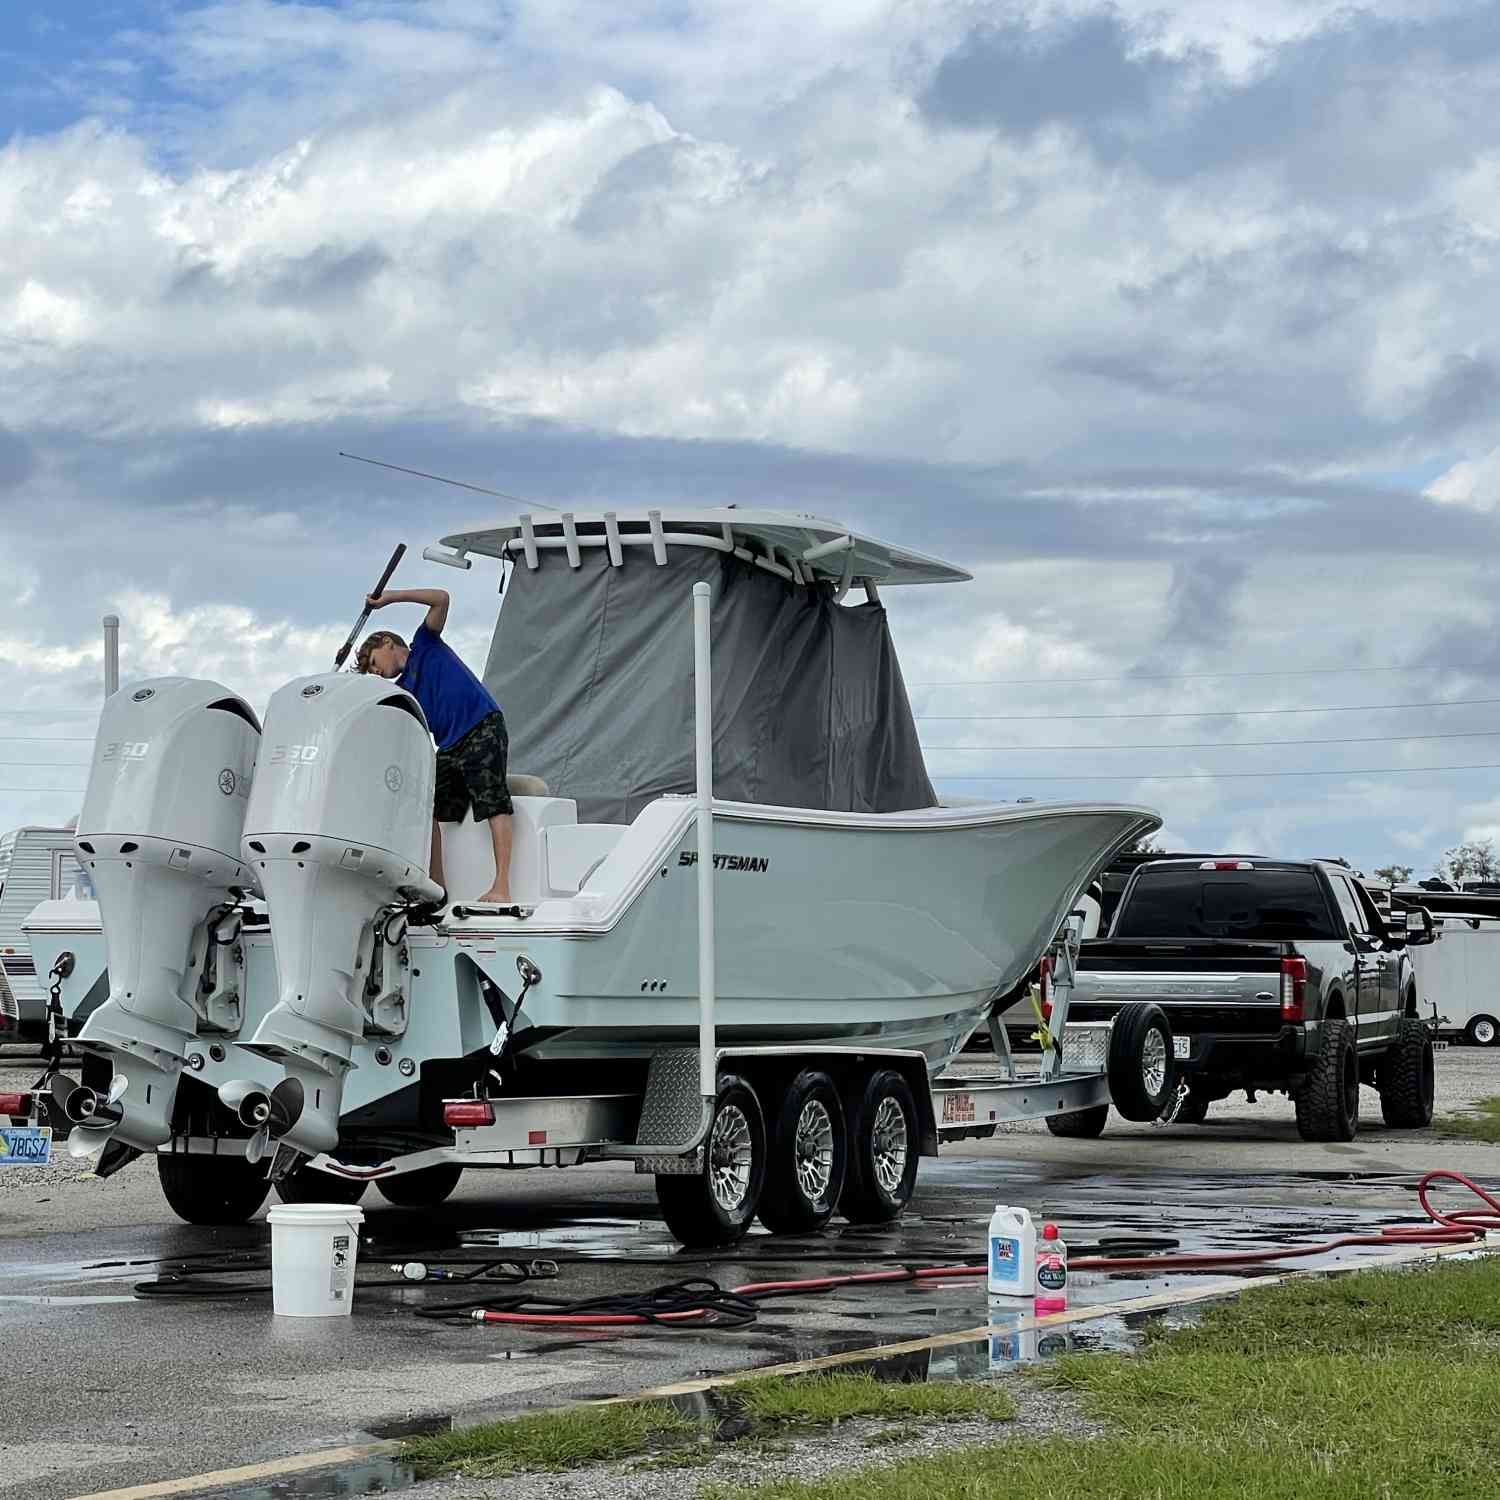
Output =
[{"x1": 6, "y1": 0, "x2": 1500, "y2": 876}]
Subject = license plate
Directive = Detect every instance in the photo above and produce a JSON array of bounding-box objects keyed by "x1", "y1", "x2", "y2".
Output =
[
  {"x1": 1173, "y1": 1036, "x2": 1191, "y2": 1060},
  {"x1": 0, "y1": 1125, "x2": 53, "y2": 1167}
]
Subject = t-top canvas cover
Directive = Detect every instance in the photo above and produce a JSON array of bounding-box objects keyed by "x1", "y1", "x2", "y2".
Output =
[{"x1": 483, "y1": 546, "x2": 937, "y2": 824}]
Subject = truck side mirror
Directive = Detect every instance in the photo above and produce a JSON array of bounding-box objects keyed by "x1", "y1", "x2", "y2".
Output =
[{"x1": 1403, "y1": 908, "x2": 1435, "y2": 945}]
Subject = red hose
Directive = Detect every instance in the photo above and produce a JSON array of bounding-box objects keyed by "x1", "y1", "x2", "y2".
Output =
[{"x1": 471, "y1": 1169, "x2": 1500, "y2": 1328}]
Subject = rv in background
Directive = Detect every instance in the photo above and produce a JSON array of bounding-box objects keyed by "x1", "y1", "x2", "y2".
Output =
[{"x1": 0, "y1": 824, "x2": 90, "y2": 1042}]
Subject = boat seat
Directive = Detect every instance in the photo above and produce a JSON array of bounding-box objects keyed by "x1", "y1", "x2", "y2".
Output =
[
  {"x1": 438, "y1": 794, "x2": 577, "y2": 903},
  {"x1": 508, "y1": 773, "x2": 549, "y2": 797},
  {"x1": 546, "y1": 823, "x2": 627, "y2": 895}
]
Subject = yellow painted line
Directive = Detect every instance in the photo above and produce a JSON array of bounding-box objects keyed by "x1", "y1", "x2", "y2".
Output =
[
  {"x1": 64, "y1": 1442, "x2": 401, "y2": 1500},
  {"x1": 65, "y1": 1238, "x2": 1496, "y2": 1500}
]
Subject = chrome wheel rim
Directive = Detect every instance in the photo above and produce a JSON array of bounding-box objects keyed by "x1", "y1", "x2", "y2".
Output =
[
  {"x1": 1477, "y1": 1019, "x2": 1497, "y2": 1045},
  {"x1": 1141, "y1": 1028, "x2": 1168, "y2": 1097},
  {"x1": 870, "y1": 1096, "x2": 908, "y2": 1196},
  {"x1": 708, "y1": 1104, "x2": 753, "y2": 1212},
  {"x1": 794, "y1": 1098, "x2": 835, "y2": 1204}
]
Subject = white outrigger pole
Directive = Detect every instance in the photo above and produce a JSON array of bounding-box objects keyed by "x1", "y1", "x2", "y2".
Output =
[{"x1": 693, "y1": 581, "x2": 717, "y2": 1106}]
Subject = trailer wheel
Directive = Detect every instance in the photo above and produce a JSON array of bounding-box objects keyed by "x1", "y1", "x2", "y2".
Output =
[
  {"x1": 759, "y1": 1070, "x2": 847, "y2": 1234},
  {"x1": 157, "y1": 1153, "x2": 272, "y2": 1225},
  {"x1": 1045, "y1": 1104, "x2": 1109, "y2": 1138},
  {"x1": 840, "y1": 1069, "x2": 920, "y2": 1224},
  {"x1": 656, "y1": 1073, "x2": 766, "y2": 1248},
  {"x1": 1107, "y1": 1003, "x2": 1177, "y2": 1122},
  {"x1": 1467, "y1": 1014, "x2": 1498, "y2": 1047},
  {"x1": 275, "y1": 1165, "x2": 368, "y2": 1206},
  {"x1": 1377, "y1": 1018, "x2": 1435, "y2": 1128},
  {"x1": 1295, "y1": 1018, "x2": 1359, "y2": 1142},
  {"x1": 375, "y1": 1165, "x2": 464, "y2": 1207}
]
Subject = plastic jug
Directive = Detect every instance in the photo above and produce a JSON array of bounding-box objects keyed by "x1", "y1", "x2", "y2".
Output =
[
  {"x1": 1035, "y1": 1222, "x2": 1068, "y2": 1314},
  {"x1": 987, "y1": 1205, "x2": 1036, "y2": 1299}
]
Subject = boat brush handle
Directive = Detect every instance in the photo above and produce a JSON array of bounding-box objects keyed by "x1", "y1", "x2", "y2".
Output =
[{"x1": 334, "y1": 542, "x2": 406, "y2": 668}]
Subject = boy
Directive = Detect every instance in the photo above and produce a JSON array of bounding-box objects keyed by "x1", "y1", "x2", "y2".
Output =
[{"x1": 355, "y1": 587, "x2": 512, "y2": 904}]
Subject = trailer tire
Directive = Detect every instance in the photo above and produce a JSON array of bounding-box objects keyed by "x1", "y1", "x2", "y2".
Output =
[
  {"x1": 275, "y1": 1165, "x2": 368, "y2": 1206},
  {"x1": 656, "y1": 1073, "x2": 766, "y2": 1248},
  {"x1": 1377, "y1": 1019, "x2": 1435, "y2": 1128},
  {"x1": 157, "y1": 1153, "x2": 272, "y2": 1225},
  {"x1": 1295, "y1": 1019, "x2": 1359, "y2": 1141},
  {"x1": 759, "y1": 1071, "x2": 847, "y2": 1235},
  {"x1": 1107, "y1": 1003, "x2": 1176, "y2": 1122},
  {"x1": 840, "y1": 1069, "x2": 920, "y2": 1224},
  {"x1": 1466, "y1": 1014, "x2": 1498, "y2": 1047},
  {"x1": 1045, "y1": 1104, "x2": 1109, "y2": 1138},
  {"x1": 376, "y1": 1164, "x2": 464, "y2": 1207}
]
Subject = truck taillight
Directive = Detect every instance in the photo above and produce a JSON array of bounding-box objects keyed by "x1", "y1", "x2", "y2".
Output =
[
  {"x1": 1038, "y1": 956, "x2": 1052, "y2": 1020},
  {"x1": 443, "y1": 1100, "x2": 495, "y2": 1127},
  {"x1": 1280, "y1": 957, "x2": 1307, "y2": 1022}
]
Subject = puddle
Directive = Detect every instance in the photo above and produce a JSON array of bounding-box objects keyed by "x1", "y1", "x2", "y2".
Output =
[{"x1": 210, "y1": 1454, "x2": 417, "y2": 1499}]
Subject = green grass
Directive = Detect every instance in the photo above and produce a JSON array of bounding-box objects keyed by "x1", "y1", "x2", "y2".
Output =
[
  {"x1": 1438, "y1": 1094, "x2": 1500, "y2": 1143},
  {"x1": 730, "y1": 1371, "x2": 1015, "y2": 1427},
  {"x1": 710, "y1": 1256, "x2": 1500, "y2": 1500},
  {"x1": 402, "y1": 1401, "x2": 692, "y2": 1477}
]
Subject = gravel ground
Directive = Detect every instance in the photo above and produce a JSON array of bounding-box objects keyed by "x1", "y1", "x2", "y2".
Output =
[{"x1": 406, "y1": 1375, "x2": 1108, "y2": 1500}]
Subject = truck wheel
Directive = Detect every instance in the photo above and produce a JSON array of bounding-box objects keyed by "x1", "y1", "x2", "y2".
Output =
[
  {"x1": 656, "y1": 1073, "x2": 766, "y2": 1247},
  {"x1": 1045, "y1": 1104, "x2": 1109, "y2": 1138},
  {"x1": 758, "y1": 1070, "x2": 847, "y2": 1234},
  {"x1": 840, "y1": 1069, "x2": 920, "y2": 1224},
  {"x1": 376, "y1": 1165, "x2": 464, "y2": 1207},
  {"x1": 157, "y1": 1153, "x2": 272, "y2": 1225},
  {"x1": 275, "y1": 1165, "x2": 368, "y2": 1205},
  {"x1": 1107, "y1": 1003, "x2": 1177, "y2": 1122},
  {"x1": 1466, "y1": 1015, "x2": 1498, "y2": 1047},
  {"x1": 1295, "y1": 1019, "x2": 1359, "y2": 1141},
  {"x1": 1377, "y1": 1018, "x2": 1435, "y2": 1128}
]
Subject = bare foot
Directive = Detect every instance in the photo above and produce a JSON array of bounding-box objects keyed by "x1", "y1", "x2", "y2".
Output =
[{"x1": 476, "y1": 886, "x2": 512, "y2": 904}]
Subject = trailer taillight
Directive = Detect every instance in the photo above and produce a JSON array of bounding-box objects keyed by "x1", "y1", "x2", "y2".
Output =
[
  {"x1": 443, "y1": 1100, "x2": 495, "y2": 1127},
  {"x1": 1280, "y1": 957, "x2": 1307, "y2": 1022},
  {"x1": 0, "y1": 1092, "x2": 32, "y2": 1118},
  {"x1": 1038, "y1": 955, "x2": 1052, "y2": 1020}
]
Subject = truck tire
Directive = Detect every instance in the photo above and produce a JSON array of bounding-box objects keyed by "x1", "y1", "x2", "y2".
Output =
[
  {"x1": 1107, "y1": 1003, "x2": 1176, "y2": 1122},
  {"x1": 275, "y1": 1165, "x2": 368, "y2": 1205},
  {"x1": 1295, "y1": 1019, "x2": 1359, "y2": 1141},
  {"x1": 1045, "y1": 1104, "x2": 1109, "y2": 1138},
  {"x1": 1377, "y1": 1018, "x2": 1435, "y2": 1128},
  {"x1": 1466, "y1": 1015, "x2": 1498, "y2": 1047},
  {"x1": 1174, "y1": 1090, "x2": 1211, "y2": 1125},
  {"x1": 840, "y1": 1069, "x2": 920, "y2": 1224},
  {"x1": 157, "y1": 1153, "x2": 272, "y2": 1225},
  {"x1": 376, "y1": 1164, "x2": 464, "y2": 1207},
  {"x1": 656, "y1": 1073, "x2": 766, "y2": 1247},
  {"x1": 758, "y1": 1070, "x2": 847, "y2": 1234}
]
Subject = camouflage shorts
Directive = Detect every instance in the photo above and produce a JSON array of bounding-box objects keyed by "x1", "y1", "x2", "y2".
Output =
[{"x1": 434, "y1": 712, "x2": 513, "y2": 822}]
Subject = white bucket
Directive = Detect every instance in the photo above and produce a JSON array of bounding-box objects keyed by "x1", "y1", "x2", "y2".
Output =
[{"x1": 267, "y1": 1203, "x2": 365, "y2": 1317}]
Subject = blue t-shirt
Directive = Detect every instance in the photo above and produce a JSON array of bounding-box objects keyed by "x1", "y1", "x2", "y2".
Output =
[{"x1": 397, "y1": 624, "x2": 500, "y2": 751}]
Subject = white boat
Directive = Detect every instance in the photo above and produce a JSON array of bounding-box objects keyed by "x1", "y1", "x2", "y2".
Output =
[{"x1": 25, "y1": 508, "x2": 1158, "y2": 1234}]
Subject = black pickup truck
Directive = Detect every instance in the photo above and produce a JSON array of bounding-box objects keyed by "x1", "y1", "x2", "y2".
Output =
[{"x1": 1067, "y1": 858, "x2": 1437, "y2": 1141}]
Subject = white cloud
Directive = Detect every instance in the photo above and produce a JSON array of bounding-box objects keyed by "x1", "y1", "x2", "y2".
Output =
[{"x1": 1424, "y1": 448, "x2": 1500, "y2": 513}]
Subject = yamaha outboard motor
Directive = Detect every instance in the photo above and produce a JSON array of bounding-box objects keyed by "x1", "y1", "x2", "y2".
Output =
[
  {"x1": 67, "y1": 678, "x2": 260, "y2": 1157},
  {"x1": 232, "y1": 674, "x2": 440, "y2": 1157}
]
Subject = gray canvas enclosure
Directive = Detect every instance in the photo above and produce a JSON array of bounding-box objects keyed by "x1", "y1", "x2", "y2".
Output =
[{"x1": 483, "y1": 545, "x2": 936, "y2": 824}]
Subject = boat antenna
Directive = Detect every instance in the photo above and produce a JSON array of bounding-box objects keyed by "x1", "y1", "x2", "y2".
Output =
[{"x1": 338, "y1": 451, "x2": 560, "y2": 512}]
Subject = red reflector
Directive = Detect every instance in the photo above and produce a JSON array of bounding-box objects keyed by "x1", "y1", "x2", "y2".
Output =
[
  {"x1": 528, "y1": 1130, "x2": 547, "y2": 1146},
  {"x1": 1280, "y1": 957, "x2": 1307, "y2": 1023},
  {"x1": 0, "y1": 1091, "x2": 31, "y2": 1117},
  {"x1": 443, "y1": 1100, "x2": 495, "y2": 1127}
]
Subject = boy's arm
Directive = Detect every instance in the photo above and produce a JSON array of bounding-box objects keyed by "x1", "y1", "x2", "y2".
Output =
[{"x1": 366, "y1": 588, "x2": 450, "y2": 634}]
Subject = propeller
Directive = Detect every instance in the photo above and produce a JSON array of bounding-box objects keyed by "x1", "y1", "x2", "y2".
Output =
[
  {"x1": 219, "y1": 1076, "x2": 305, "y2": 1164},
  {"x1": 56, "y1": 1073, "x2": 129, "y2": 1159}
]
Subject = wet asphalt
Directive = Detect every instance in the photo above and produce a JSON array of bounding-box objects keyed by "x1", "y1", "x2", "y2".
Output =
[{"x1": 5, "y1": 1129, "x2": 1497, "y2": 1500}]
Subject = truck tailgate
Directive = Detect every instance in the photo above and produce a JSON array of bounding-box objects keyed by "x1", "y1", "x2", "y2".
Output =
[{"x1": 1072, "y1": 942, "x2": 1286, "y2": 1030}]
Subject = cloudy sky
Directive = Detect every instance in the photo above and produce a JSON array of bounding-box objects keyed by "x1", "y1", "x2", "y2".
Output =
[{"x1": 5, "y1": 0, "x2": 1500, "y2": 875}]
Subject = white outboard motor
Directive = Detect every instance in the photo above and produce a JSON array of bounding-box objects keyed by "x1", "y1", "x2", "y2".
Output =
[
  {"x1": 67, "y1": 678, "x2": 260, "y2": 1157},
  {"x1": 233, "y1": 673, "x2": 440, "y2": 1157}
]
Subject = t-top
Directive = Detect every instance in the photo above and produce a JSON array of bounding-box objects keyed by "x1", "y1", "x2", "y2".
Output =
[{"x1": 397, "y1": 623, "x2": 500, "y2": 751}]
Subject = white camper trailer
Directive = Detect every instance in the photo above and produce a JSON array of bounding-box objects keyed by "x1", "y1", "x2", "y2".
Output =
[{"x1": 0, "y1": 824, "x2": 91, "y2": 1041}]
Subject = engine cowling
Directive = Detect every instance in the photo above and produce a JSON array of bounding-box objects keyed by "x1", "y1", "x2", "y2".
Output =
[
  {"x1": 72, "y1": 678, "x2": 260, "y2": 1153},
  {"x1": 237, "y1": 673, "x2": 440, "y2": 1154}
]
